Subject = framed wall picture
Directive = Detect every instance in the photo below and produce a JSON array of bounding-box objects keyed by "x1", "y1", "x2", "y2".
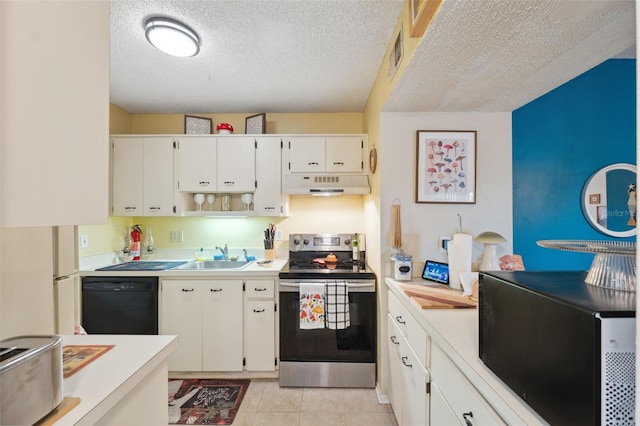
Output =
[
  {"x1": 184, "y1": 115, "x2": 212, "y2": 134},
  {"x1": 415, "y1": 130, "x2": 477, "y2": 204},
  {"x1": 245, "y1": 113, "x2": 266, "y2": 134},
  {"x1": 408, "y1": 0, "x2": 442, "y2": 38}
]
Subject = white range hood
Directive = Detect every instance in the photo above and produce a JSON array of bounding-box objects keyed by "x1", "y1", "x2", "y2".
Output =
[{"x1": 284, "y1": 175, "x2": 370, "y2": 196}]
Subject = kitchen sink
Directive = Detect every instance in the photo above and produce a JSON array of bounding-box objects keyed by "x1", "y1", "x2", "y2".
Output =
[{"x1": 173, "y1": 260, "x2": 252, "y2": 270}]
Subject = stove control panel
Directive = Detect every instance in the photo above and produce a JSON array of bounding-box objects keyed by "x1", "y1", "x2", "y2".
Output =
[{"x1": 289, "y1": 233, "x2": 356, "y2": 252}]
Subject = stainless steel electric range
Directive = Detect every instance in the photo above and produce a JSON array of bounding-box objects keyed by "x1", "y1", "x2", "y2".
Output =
[{"x1": 278, "y1": 233, "x2": 376, "y2": 388}]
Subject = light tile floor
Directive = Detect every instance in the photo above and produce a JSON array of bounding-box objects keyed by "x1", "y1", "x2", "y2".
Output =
[{"x1": 233, "y1": 379, "x2": 399, "y2": 426}]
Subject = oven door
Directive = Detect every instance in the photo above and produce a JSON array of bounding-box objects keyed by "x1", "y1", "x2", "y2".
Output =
[{"x1": 279, "y1": 280, "x2": 376, "y2": 363}]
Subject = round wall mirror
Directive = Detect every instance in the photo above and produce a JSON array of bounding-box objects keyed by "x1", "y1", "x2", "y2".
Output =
[{"x1": 581, "y1": 163, "x2": 636, "y2": 238}]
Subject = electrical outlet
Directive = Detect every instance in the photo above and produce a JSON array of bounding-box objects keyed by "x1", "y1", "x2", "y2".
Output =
[
  {"x1": 438, "y1": 236, "x2": 450, "y2": 253},
  {"x1": 275, "y1": 229, "x2": 284, "y2": 241},
  {"x1": 171, "y1": 230, "x2": 184, "y2": 243},
  {"x1": 80, "y1": 234, "x2": 89, "y2": 248}
]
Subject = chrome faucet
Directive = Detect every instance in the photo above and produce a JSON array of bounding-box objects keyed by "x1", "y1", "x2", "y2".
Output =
[{"x1": 215, "y1": 244, "x2": 229, "y2": 260}]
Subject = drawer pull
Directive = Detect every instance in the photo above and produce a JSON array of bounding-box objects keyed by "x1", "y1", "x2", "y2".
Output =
[
  {"x1": 254, "y1": 288, "x2": 267, "y2": 291},
  {"x1": 253, "y1": 308, "x2": 265, "y2": 313},
  {"x1": 199, "y1": 181, "x2": 210, "y2": 185},
  {"x1": 390, "y1": 336, "x2": 399, "y2": 345},
  {"x1": 148, "y1": 207, "x2": 160, "y2": 210},
  {"x1": 401, "y1": 356, "x2": 412, "y2": 368},
  {"x1": 308, "y1": 162, "x2": 319, "y2": 165},
  {"x1": 463, "y1": 412, "x2": 474, "y2": 426},
  {"x1": 223, "y1": 181, "x2": 235, "y2": 185},
  {"x1": 210, "y1": 288, "x2": 223, "y2": 292},
  {"x1": 181, "y1": 288, "x2": 194, "y2": 292},
  {"x1": 395, "y1": 316, "x2": 406, "y2": 324},
  {"x1": 333, "y1": 162, "x2": 344, "y2": 165},
  {"x1": 124, "y1": 206, "x2": 137, "y2": 210}
]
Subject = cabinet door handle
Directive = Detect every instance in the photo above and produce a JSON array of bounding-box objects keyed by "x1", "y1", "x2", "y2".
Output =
[
  {"x1": 254, "y1": 287, "x2": 267, "y2": 291},
  {"x1": 199, "y1": 181, "x2": 210, "y2": 185},
  {"x1": 181, "y1": 288, "x2": 194, "y2": 292},
  {"x1": 463, "y1": 412, "x2": 474, "y2": 426},
  {"x1": 253, "y1": 308, "x2": 265, "y2": 313},
  {"x1": 210, "y1": 288, "x2": 223, "y2": 292},
  {"x1": 401, "y1": 356, "x2": 412, "y2": 368},
  {"x1": 395, "y1": 316, "x2": 406, "y2": 324},
  {"x1": 333, "y1": 162, "x2": 344, "y2": 165},
  {"x1": 390, "y1": 336, "x2": 399, "y2": 345},
  {"x1": 308, "y1": 162, "x2": 319, "y2": 165}
]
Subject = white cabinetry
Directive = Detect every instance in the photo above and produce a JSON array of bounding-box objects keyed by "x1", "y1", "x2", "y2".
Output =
[
  {"x1": 244, "y1": 279, "x2": 276, "y2": 371},
  {"x1": 286, "y1": 136, "x2": 365, "y2": 173},
  {"x1": 217, "y1": 137, "x2": 256, "y2": 193},
  {"x1": 160, "y1": 279, "x2": 243, "y2": 372},
  {"x1": 176, "y1": 136, "x2": 255, "y2": 194},
  {"x1": 387, "y1": 291, "x2": 429, "y2": 426},
  {"x1": 430, "y1": 344, "x2": 505, "y2": 425},
  {"x1": 111, "y1": 137, "x2": 175, "y2": 217},
  {"x1": 254, "y1": 137, "x2": 285, "y2": 216},
  {"x1": 1, "y1": 1, "x2": 109, "y2": 226},
  {"x1": 176, "y1": 137, "x2": 217, "y2": 192}
]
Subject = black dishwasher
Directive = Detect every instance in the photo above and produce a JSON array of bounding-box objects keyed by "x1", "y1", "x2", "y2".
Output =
[{"x1": 81, "y1": 276, "x2": 158, "y2": 335}]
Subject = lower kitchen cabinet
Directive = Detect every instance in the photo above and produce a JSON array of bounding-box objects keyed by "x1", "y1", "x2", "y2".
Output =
[
  {"x1": 387, "y1": 291, "x2": 429, "y2": 426},
  {"x1": 385, "y1": 278, "x2": 535, "y2": 425},
  {"x1": 430, "y1": 344, "x2": 505, "y2": 425},
  {"x1": 161, "y1": 279, "x2": 243, "y2": 372},
  {"x1": 161, "y1": 277, "x2": 276, "y2": 373}
]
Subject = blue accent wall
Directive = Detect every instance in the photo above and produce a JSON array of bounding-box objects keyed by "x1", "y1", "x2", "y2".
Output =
[{"x1": 512, "y1": 59, "x2": 636, "y2": 270}]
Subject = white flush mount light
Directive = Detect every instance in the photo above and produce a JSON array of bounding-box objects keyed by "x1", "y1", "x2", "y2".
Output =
[{"x1": 145, "y1": 17, "x2": 200, "y2": 57}]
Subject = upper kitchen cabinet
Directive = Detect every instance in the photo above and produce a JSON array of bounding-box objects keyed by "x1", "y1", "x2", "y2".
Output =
[
  {"x1": 217, "y1": 137, "x2": 256, "y2": 193},
  {"x1": 254, "y1": 137, "x2": 285, "y2": 216},
  {"x1": 286, "y1": 136, "x2": 366, "y2": 174},
  {"x1": 176, "y1": 136, "x2": 255, "y2": 193},
  {"x1": 112, "y1": 137, "x2": 176, "y2": 217},
  {"x1": 0, "y1": 1, "x2": 109, "y2": 227},
  {"x1": 176, "y1": 137, "x2": 217, "y2": 192}
]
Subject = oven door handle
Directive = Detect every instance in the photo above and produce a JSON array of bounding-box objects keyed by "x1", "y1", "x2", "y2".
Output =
[{"x1": 279, "y1": 282, "x2": 374, "y2": 289}]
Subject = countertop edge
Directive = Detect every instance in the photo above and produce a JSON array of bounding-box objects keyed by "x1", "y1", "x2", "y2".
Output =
[
  {"x1": 54, "y1": 335, "x2": 178, "y2": 426},
  {"x1": 385, "y1": 277, "x2": 548, "y2": 425}
]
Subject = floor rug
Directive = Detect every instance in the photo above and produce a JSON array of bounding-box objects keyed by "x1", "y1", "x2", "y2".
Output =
[{"x1": 168, "y1": 378, "x2": 250, "y2": 425}]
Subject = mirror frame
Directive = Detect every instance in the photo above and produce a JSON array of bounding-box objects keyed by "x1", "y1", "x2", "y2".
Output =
[{"x1": 581, "y1": 163, "x2": 636, "y2": 238}]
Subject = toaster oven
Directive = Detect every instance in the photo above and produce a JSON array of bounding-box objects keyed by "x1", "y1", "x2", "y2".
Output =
[{"x1": 0, "y1": 335, "x2": 64, "y2": 425}]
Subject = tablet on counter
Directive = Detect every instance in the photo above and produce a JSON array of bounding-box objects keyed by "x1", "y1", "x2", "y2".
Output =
[{"x1": 421, "y1": 260, "x2": 449, "y2": 285}]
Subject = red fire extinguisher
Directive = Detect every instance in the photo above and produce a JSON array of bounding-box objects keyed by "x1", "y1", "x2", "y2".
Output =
[{"x1": 130, "y1": 225, "x2": 142, "y2": 261}]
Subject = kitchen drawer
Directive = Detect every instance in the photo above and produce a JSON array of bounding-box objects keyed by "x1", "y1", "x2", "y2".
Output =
[
  {"x1": 431, "y1": 344, "x2": 505, "y2": 425},
  {"x1": 388, "y1": 291, "x2": 430, "y2": 367},
  {"x1": 245, "y1": 279, "x2": 275, "y2": 298}
]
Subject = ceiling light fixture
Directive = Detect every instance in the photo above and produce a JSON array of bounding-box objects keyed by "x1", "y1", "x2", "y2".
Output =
[{"x1": 144, "y1": 17, "x2": 200, "y2": 57}]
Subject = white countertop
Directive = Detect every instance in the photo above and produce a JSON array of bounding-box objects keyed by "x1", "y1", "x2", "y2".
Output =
[
  {"x1": 80, "y1": 258, "x2": 287, "y2": 277},
  {"x1": 385, "y1": 277, "x2": 548, "y2": 425},
  {"x1": 55, "y1": 334, "x2": 177, "y2": 425}
]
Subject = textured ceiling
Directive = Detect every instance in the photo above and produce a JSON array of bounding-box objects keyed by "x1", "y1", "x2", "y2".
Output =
[
  {"x1": 110, "y1": 0, "x2": 404, "y2": 113},
  {"x1": 110, "y1": 0, "x2": 636, "y2": 115},
  {"x1": 384, "y1": 0, "x2": 636, "y2": 112}
]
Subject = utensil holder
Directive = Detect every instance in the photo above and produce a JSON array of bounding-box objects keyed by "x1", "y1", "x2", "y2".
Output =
[{"x1": 264, "y1": 249, "x2": 276, "y2": 261}]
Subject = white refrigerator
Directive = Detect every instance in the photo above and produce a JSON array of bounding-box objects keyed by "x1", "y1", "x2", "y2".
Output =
[{"x1": 53, "y1": 225, "x2": 79, "y2": 334}]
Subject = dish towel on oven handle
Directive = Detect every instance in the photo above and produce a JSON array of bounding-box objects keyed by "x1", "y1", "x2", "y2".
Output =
[
  {"x1": 299, "y1": 283, "x2": 325, "y2": 329},
  {"x1": 325, "y1": 281, "x2": 350, "y2": 330}
]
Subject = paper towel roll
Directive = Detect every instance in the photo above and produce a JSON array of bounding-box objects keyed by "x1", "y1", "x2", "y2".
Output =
[{"x1": 448, "y1": 233, "x2": 472, "y2": 290}]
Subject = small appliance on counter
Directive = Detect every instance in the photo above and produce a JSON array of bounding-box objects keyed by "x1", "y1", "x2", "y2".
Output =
[
  {"x1": 0, "y1": 335, "x2": 64, "y2": 425},
  {"x1": 480, "y1": 271, "x2": 636, "y2": 425}
]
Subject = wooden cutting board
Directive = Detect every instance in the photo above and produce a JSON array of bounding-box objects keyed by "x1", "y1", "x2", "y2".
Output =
[
  {"x1": 35, "y1": 397, "x2": 81, "y2": 425},
  {"x1": 400, "y1": 284, "x2": 478, "y2": 309}
]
